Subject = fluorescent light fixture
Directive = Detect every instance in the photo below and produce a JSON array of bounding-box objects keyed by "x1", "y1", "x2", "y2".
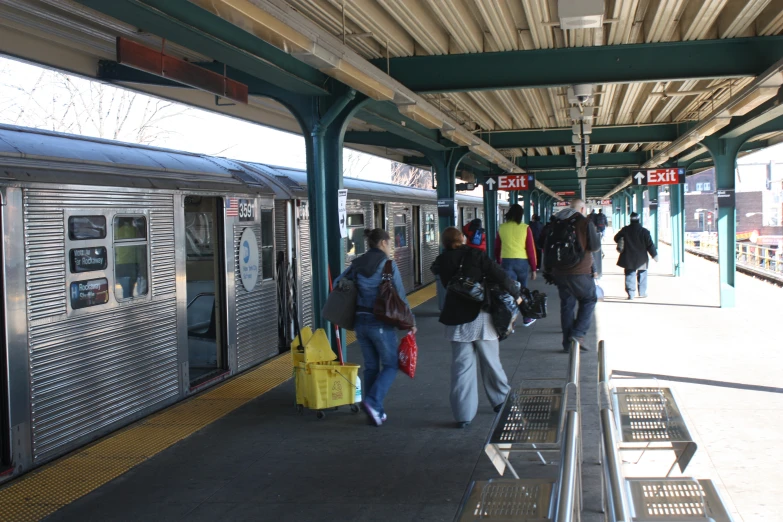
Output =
[
  {"x1": 397, "y1": 104, "x2": 442, "y2": 129},
  {"x1": 326, "y1": 61, "x2": 394, "y2": 101},
  {"x1": 697, "y1": 116, "x2": 731, "y2": 137},
  {"x1": 558, "y1": 0, "x2": 604, "y2": 29},
  {"x1": 442, "y1": 129, "x2": 474, "y2": 147},
  {"x1": 667, "y1": 135, "x2": 701, "y2": 157},
  {"x1": 728, "y1": 87, "x2": 779, "y2": 116}
]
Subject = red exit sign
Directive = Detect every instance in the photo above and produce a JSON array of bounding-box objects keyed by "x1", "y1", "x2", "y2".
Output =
[
  {"x1": 556, "y1": 191, "x2": 575, "y2": 196},
  {"x1": 486, "y1": 174, "x2": 536, "y2": 191},
  {"x1": 634, "y1": 168, "x2": 685, "y2": 186}
]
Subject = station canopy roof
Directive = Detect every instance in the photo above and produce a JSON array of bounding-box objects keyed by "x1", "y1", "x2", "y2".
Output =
[{"x1": 1, "y1": 0, "x2": 783, "y2": 198}]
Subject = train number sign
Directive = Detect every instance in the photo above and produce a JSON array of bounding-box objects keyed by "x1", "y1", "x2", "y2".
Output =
[{"x1": 238, "y1": 199, "x2": 255, "y2": 221}]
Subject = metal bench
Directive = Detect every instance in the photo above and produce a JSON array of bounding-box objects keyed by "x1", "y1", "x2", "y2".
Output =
[
  {"x1": 598, "y1": 342, "x2": 734, "y2": 522},
  {"x1": 456, "y1": 392, "x2": 581, "y2": 522},
  {"x1": 484, "y1": 340, "x2": 581, "y2": 477},
  {"x1": 598, "y1": 342, "x2": 697, "y2": 477}
]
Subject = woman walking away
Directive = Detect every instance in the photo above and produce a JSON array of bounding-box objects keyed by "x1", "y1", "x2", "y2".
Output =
[
  {"x1": 334, "y1": 228, "x2": 415, "y2": 427},
  {"x1": 432, "y1": 227, "x2": 522, "y2": 429},
  {"x1": 495, "y1": 203, "x2": 538, "y2": 327}
]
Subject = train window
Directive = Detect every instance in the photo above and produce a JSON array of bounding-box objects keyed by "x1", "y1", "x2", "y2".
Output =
[
  {"x1": 394, "y1": 213, "x2": 407, "y2": 248},
  {"x1": 260, "y1": 210, "x2": 274, "y2": 280},
  {"x1": 113, "y1": 216, "x2": 149, "y2": 300},
  {"x1": 346, "y1": 214, "x2": 366, "y2": 256},
  {"x1": 68, "y1": 215, "x2": 106, "y2": 240},
  {"x1": 425, "y1": 213, "x2": 437, "y2": 243}
]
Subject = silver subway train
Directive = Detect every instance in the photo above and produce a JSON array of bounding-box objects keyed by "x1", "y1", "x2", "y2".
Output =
[{"x1": 0, "y1": 124, "x2": 503, "y2": 481}]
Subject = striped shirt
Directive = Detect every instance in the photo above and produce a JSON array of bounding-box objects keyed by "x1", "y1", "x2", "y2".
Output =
[{"x1": 445, "y1": 311, "x2": 498, "y2": 342}]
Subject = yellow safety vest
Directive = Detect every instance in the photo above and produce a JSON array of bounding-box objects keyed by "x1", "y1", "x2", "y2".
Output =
[{"x1": 498, "y1": 221, "x2": 529, "y2": 259}]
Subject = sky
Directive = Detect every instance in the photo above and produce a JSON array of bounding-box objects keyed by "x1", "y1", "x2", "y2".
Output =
[{"x1": 0, "y1": 56, "x2": 393, "y2": 183}]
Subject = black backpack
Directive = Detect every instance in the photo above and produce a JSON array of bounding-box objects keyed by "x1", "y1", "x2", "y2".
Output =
[{"x1": 544, "y1": 215, "x2": 584, "y2": 271}]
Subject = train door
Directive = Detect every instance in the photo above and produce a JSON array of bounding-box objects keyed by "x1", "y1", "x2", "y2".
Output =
[
  {"x1": 374, "y1": 203, "x2": 386, "y2": 230},
  {"x1": 183, "y1": 196, "x2": 228, "y2": 386},
  {"x1": 0, "y1": 206, "x2": 8, "y2": 471},
  {"x1": 412, "y1": 206, "x2": 422, "y2": 286}
]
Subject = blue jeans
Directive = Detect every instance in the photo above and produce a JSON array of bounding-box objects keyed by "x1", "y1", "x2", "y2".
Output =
[
  {"x1": 554, "y1": 274, "x2": 597, "y2": 350},
  {"x1": 502, "y1": 258, "x2": 530, "y2": 288},
  {"x1": 355, "y1": 314, "x2": 398, "y2": 415},
  {"x1": 625, "y1": 269, "x2": 648, "y2": 297}
]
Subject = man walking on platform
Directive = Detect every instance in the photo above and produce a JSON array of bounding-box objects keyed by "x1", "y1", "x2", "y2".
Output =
[
  {"x1": 614, "y1": 212, "x2": 658, "y2": 300},
  {"x1": 542, "y1": 199, "x2": 601, "y2": 352},
  {"x1": 593, "y1": 209, "x2": 608, "y2": 237}
]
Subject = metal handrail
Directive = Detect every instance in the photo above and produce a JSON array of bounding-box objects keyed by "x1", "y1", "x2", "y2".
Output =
[
  {"x1": 187, "y1": 292, "x2": 215, "y2": 309},
  {"x1": 567, "y1": 338, "x2": 581, "y2": 386},
  {"x1": 598, "y1": 340, "x2": 607, "y2": 384},
  {"x1": 555, "y1": 407, "x2": 580, "y2": 522},
  {"x1": 684, "y1": 236, "x2": 783, "y2": 276},
  {"x1": 600, "y1": 406, "x2": 631, "y2": 522}
]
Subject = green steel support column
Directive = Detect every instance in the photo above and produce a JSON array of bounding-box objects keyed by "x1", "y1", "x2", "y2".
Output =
[
  {"x1": 522, "y1": 190, "x2": 532, "y2": 223},
  {"x1": 648, "y1": 186, "x2": 659, "y2": 248},
  {"x1": 308, "y1": 90, "x2": 357, "y2": 335},
  {"x1": 702, "y1": 138, "x2": 742, "y2": 308},
  {"x1": 635, "y1": 187, "x2": 644, "y2": 226},
  {"x1": 669, "y1": 184, "x2": 683, "y2": 276},
  {"x1": 509, "y1": 191, "x2": 519, "y2": 205},
  {"x1": 484, "y1": 186, "x2": 499, "y2": 260},
  {"x1": 428, "y1": 148, "x2": 470, "y2": 237}
]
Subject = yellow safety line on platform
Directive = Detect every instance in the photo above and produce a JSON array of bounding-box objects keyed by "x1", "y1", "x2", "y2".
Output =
[
  {"x1": 344, "y1": 283, "x2": 436, "y2": 346},
  {"x1": 0, "y1": 283, "x2": 436, "y2": 521}
]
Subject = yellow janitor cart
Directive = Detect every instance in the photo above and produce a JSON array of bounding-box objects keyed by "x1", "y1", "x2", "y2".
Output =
[{"x1": 291, "y1": 327, "x2": 361, "y2": 419}]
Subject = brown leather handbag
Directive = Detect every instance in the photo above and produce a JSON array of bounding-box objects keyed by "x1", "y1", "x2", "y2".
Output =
[{"x1": 373, "y1": 260, "x2": 415, "y2": 329}]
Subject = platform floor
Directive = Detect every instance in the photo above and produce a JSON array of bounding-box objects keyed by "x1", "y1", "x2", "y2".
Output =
[{"x1": 2, "y1": 229, "x2": 777, "y2": 521}]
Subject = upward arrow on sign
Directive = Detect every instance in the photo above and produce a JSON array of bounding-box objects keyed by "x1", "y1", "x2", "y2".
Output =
[
  {"x1": 634, "y1": 172, "x2": 646, "y2": 185},
  {"x1": 485, "y1": 178, "x2": 496, "y2": 190}
]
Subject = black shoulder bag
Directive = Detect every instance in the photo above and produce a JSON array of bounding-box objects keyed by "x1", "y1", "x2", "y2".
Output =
[{"x1": 446, "y1": 251, "x2": 485, "y2": 303}]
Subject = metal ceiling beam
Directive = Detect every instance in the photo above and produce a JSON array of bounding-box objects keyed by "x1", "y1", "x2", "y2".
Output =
[
  {"x1": 372, "y1": 37, "x2": 783, "y2": 93},
  {"x1": 481, "y1": 123, "x2": 685, "y2": 148},
  {"x1": 344, "y1": 131, "x2": 446, "y2": 151},
  {"x1": 516, "y1": 152, "x2": 647, "y2": 170},
  {"x1": 74, "y1": 0, "x2": 329, "y2": 95}
]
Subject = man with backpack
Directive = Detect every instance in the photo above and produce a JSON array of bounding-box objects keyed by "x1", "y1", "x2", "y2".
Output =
[{"x1": 542, "y1": 199, "x2": 601, "y2": 352}]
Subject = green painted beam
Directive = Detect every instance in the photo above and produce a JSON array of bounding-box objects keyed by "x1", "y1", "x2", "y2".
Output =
[
  {"x1": 481, "y1": 123, "x2": 687, "y2": 148},
  {"x1": 75, "y1": 0, "x2": 329, "y2": 96},
  {"x1": 344, "y1": 131, "x2": 446, "y2": 151},
  {"x1": 372, "y1": 37, "x2": 783, "y2": 93},
  {"x1": 535, "y1": 168, "x2": 632, "y2": 180},
  {"x1": 516, "y1": 152, "x2": 647, "y2": 170}
]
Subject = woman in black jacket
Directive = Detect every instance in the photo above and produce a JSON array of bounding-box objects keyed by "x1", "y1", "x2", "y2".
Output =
[{"x1": 431, "y1": 227, "x2": 522, "y2": 428}]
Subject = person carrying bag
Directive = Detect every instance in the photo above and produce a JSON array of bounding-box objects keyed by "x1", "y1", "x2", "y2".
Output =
[
  {"x1": 431, "y1": 227, "x2": 522, "y2": 429},
  {"x1": 332, "y1": 228, "x2": 415, "y2": 427}
]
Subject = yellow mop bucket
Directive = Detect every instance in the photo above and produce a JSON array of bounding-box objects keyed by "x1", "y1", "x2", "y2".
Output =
[{"x1": 291, "y1": 327, "x2": 361, "y2": 419}]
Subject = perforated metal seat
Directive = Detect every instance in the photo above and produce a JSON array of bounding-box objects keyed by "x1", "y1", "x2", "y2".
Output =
[
  {"x1": 626, "y1": 478, "x2": 733, "y2": 522},
  {"x1": 456, "y1": 479, "x2": 555, "y2": 521},
  {"x1": 612, "y1": 387, "x2": 697, "y2": 476}
]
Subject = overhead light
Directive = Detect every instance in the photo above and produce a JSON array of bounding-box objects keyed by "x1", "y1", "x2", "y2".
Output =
[
  {"x1": 572, "y1": 122, "x2": 592, "y2": 135},
  {"x1": 697, "y1": 116, "x2": 731, "y2": 137},
  {"x1": 558, "y1": 0, "x2": 604, "y2": 29},
  {"x1": 469, "y1": 144, "x2": 491, "y2": 157},
  {"x1": 397, "y1": 104, "x2": 442, "y2": 129},
  {"x1": 569, "y1": 107, "x2": 582, "y2": 120},
  {"x1": 728, "y1": 87, "x2": 779, "y2": 116},
  {"x1": 326, "y1": 61, "x2": 394, "y2": 101},
  {"x1": 442, "y1": 129, "x2": 475, "y2": 147},
  {"x1": 667, "y1": 135, "x2": 701, "y2": 157}
]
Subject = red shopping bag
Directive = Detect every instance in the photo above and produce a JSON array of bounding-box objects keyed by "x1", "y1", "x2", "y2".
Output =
[{"x1": 398, "y1": 331, "x2": 418, "y2": 379}]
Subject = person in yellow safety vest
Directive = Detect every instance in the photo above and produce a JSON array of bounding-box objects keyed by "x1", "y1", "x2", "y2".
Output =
[
  {"x1": 495, "y1": 204, "x2": 538, "y2": 327},
  {"x1": 115, "y1": 219, "x2": 141, "y2": 298}
]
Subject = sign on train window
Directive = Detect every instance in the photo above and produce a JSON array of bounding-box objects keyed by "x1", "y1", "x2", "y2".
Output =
[
  {"x1": 346, "y1": 214, "x2": 366, "y2": 256},
  {"x1": 425, "y1": 213, "x2": 437, "y2": 243},
  {"x1": 114, "y1": 215, "x2": 149, "y2": 300},
  {"x1": 68, "y1": 215, "x2": 107, "y2": 240},
  {"x1": 394, "y1": 213, "x2": 407, "y2": 248},
  {"x1": 260, "y1": 210, "x2": 274, "y2": 280},
  {"x1": 70, "y1": 247, "x2": 108, "y2": 273},
  {"x1": 70, "y1": 278, "x2": 110, "y2": 309}
]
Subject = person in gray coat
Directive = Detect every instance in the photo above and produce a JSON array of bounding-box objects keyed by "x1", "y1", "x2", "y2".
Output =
[{"x1": 614, "y1": 213, "x2": 658, "y2": 299}]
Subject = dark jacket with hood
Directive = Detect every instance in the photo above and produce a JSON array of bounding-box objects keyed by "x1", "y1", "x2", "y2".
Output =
[
  {"x1": 614, "y1": 222, "x2": 657, "y2": 271},
  {"x1": 431, "y1": 246, "x2": 520, "y2": 326}
]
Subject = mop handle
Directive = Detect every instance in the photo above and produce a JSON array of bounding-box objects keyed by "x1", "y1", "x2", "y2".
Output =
[{"x1": 327, "y1": 267, "x2": 345, "y2": 365}]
